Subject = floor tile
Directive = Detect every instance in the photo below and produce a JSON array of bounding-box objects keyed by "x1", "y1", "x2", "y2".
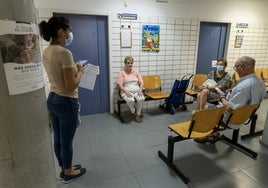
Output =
[
  {"x1": 135, "y1": 165, "x2": 187, "y2": 188},
  {"x1": 94, "y1": 153, "x2": 132, "y2": 181},
  {"x1": 53, "y1": 97, "x2": 268, "y2": 187},
  {"x1": 100, "y1": 173, "x2": 140, "y2": 188},
  {"x1": 123, "y1": 147, "x2": 162, "y2": 172}
]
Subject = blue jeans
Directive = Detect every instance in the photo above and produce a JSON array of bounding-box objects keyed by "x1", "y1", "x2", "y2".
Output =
[{"x1": 47, "y1": 92, "x2": 78, "y2": 169}]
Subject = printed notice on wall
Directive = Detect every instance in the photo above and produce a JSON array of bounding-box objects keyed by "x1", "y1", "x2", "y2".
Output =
[
  {"x1": 0, "y1": 20, "x2": 44, "y2": 95},
  {"x1": 120, "y1": 30, "x2": 132, "y2": 48}
]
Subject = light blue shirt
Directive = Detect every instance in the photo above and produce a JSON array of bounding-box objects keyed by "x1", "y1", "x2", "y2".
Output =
[{"x1": 227, "y1": 73, "x2": 266, "y2": 109}]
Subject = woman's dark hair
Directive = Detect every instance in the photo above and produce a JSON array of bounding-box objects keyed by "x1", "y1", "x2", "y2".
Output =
[{"x1": 38, "y1": 16, "x2": 70, "y2": 42}]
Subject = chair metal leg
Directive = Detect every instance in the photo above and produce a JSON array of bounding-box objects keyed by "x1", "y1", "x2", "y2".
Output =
[
  {"x1": 158, "y1": 135, "x2": 190, "y2": 184},
  {"x1": 241, "y1": 130, "x2": 263, "y2": 140},
  {"x1": 232, "y1": 129, "x2": 239, "y2": 143},
  {"x1": 241, "y1": 114, "x2": 263, "y2": 140},
  {"x1": 115, "y1": 101, "x2": 124, "y2": 123},
  {"x1": 221, "y1": 130, "x2": 258, "y2": 159}
]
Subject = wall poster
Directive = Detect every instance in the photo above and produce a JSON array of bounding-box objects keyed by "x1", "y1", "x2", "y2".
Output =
[
  {"x1": 142, "y1": 25, "x2": 160, "y2": 52},
  {"x1": 0, "y1": 20, "x2": 44, "y2": 95}
]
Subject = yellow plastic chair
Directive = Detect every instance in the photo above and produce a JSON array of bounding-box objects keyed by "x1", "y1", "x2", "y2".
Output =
[
  {"x1": 170, "y1": 106, "x2": 226, "y2": 138},
  {"x1": 262, "y1": 68, "x2": 268, "y2": 80},
  {"x1": 142, "y1": 75, "x2": 170, "y2": 99},
  {"x1": 185, "y1": 74, "x2": 207, "y2": 97},
  {"x1": 254, "y1": 68, "x2": 262, "y2": 79},
  {"x1": 220, "y1": 103, "x2": 260, "y2": 159},
  {"x1": 262, "y1": 67, "x2": 268, "y2": 87},
  {"x1": 232, "y1": 72, "x2": 240, "y2": 83},
  {"x1": 158, "y1": 106, "x2": 226, "y2": 184}
]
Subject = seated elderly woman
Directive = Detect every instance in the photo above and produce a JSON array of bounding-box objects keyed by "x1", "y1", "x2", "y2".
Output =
[
  {"x1": 117, "y1": 56, "x2": 145, "y2": 122},
  {"x1": 193, "y1": 58, "x2": 232, "y2": 113}
]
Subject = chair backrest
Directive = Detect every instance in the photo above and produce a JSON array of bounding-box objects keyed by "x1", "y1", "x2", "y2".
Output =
[
  {"x1": 142, "y1": 75, "x2": 162, "y2": 90},
  {"x1": 227, "y1": 103, "x2": 260, "y2": 125},
  {"x1": 262, "y1": 68, "x2": 268, "y2": 80},
  {"x1": 192, "y1": 74, "x2": 207, "y2": 88},
  {"x1": 232, "y1": 72, "x2": 240, "y2": 82},
  {"x1": 254, "y1": 68, "x2": 262, "y2": 79},
  {"x1": 190, "y1": 106, "x2": 226, "y2": 133}
]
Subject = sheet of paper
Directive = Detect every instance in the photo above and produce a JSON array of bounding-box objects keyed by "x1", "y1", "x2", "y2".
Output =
[{"x1": 79, "y1": 62, "x2": 99, "y2": 90}]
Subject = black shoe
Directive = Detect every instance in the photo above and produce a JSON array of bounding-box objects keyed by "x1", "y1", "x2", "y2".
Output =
[
  {"x1": 59, "y1": 164, "x2": 82, "y2": 180},
  {"x1": 63, "y1": 168, "x2": 87, "y2": 184},
  {"x1": 194, "y1": 137, "x2": 208, "y2": 144},
  {"x1": 194, "y1": 133, "x2": 223, "y2": 144}
]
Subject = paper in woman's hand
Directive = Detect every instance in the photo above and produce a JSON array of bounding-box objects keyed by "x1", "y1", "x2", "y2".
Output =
[{"x1": 79, "y1": 62, "x2": 100, "y2": 90}]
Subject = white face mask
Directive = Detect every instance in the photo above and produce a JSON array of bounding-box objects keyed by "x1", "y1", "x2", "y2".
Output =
[{"x1": 65, "y1": 32, "x2": 74, "y2": 46}]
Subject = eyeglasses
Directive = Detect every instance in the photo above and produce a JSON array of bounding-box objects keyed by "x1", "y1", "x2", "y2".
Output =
[{"x1": 233, "y1": 64, "x2": 243, "y2": 71}]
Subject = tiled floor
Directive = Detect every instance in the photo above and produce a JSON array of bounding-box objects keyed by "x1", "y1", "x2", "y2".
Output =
[{"x1": 57, "y1": 98, "x2": 268, "y2": 188}]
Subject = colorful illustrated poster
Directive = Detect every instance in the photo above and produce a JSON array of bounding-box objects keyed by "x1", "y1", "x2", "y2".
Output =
[
  {"x1": 0, "y1": 20, "x2": 44, "y2": 95},
  {"x1": 142, "y1": 25, "x2": 160, "y2": 52}
]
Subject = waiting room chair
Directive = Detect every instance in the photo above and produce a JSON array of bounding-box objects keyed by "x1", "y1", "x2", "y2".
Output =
[
  {"x1": 115, "y1": 88, "x2": 151, "y2": 123},
  {"x1": 220, "y1": 103, "x2": 260, "y2": 159},
  {"x1": 142, "y1": 75, "x2": 170, "y2": 99},
  {"x1": 185, "y1": 74, "x2": 207, "y2": 97},
  {"x1": 232, "y1": 72, "x2": 240, "y2": 83},
  {"x1": 262, "y1": 67, "x2": 268, "y2": 87},
  {"x1": 254, "y1": 68, "x2": 262, "y2": 79},
  {"x1": 158, "y1": 106, "x2": 226, "y2": 184}
]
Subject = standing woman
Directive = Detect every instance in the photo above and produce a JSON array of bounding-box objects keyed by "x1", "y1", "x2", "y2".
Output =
[
  {"x1": 39, "y1": 16, "x2": 86, "y2": 183},
  {"x1": 117, "y1": 56, "x2": 145, "y2": 122}
]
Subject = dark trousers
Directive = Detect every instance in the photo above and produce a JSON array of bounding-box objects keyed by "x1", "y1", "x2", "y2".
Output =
[{"x1": 47, "y1": 92, "x2": 78, "y2": 169}]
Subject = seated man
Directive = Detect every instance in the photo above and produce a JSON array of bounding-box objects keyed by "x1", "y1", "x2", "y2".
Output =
[
  {"x1": 195, "y1": 56, "x2": 266, "y2": 143},
  {"x1": 194, "y1": 58, "x2": 231, "y2": 112}
]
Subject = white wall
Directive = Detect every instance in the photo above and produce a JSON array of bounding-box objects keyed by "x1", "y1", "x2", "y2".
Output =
[
  {"x1": 34, "y1": 0, "x2": 268, "y2": 22},
  {"x1": 34, "y1": 0, "x2": 268, "y2": 113}
]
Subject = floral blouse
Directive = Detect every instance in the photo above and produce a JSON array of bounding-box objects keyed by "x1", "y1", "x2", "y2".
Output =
[{"x1": 207, "y1": 70, "x2": 231, "y2": 102}]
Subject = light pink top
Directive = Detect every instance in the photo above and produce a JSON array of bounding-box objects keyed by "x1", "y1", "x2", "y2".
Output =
[{"x1": 117, "y1": 70, "x2": 143, "y2": 92}]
